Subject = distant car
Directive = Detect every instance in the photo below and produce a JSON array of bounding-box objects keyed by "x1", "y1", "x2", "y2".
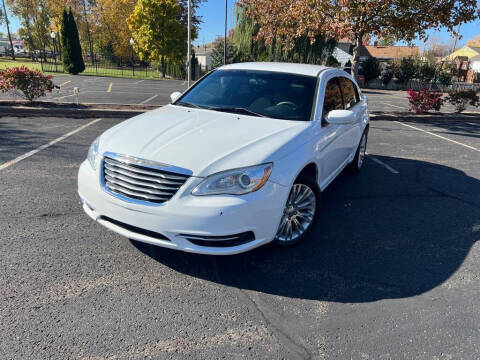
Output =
[
  {"x1": 344, "y1": 67, "x2": 365, "y2": 86},
  {"x1": 78, "y1": 62, "x2": 370, "y2": 255}
]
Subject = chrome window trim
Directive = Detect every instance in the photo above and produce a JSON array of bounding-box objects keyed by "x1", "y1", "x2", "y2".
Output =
[{"x1": 100, "y1": 151, "x2": 192, "y2": 207}]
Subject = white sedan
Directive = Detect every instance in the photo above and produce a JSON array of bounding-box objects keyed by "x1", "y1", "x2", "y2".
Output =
[{"x1": 78, "y1": 62, "x2": 369, "y2": 255}]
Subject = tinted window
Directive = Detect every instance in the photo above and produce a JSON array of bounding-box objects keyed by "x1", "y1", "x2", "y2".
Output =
[
  {"x1": 178, "y1": 69, "x2": 318, "y2": 121},
  {"x1": 323, "y1": 78, "x2": 343, "y2": 115},
  {"x1": 340, "y1": 77, "x2": 359, "y2": 109}
]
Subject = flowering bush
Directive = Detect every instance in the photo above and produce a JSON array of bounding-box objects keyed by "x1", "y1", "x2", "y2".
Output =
[
  {"x1": 406, "y1": 87, "x2": 444, "y2": 114},
  {"x1": 0, "y1": 66, "x2": 57, "y2": 101},
  {"x1": 445, "y1": 90, "x2": 480, "y2": 113}
]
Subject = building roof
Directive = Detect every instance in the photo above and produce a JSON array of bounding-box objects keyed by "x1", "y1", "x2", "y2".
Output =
[
  {"x1": 443, "y1": 46, "x2": 480, "y2": 61},
  {"x1": 336, "y1": 42, "x2": 353, "y2": 55},
  {"x1": 360, "y1": 45, "x2": 420, "y2": 59},
  {"x1": 195, "y1": 46, "x2": 213, "y2": 56},
  {"x1": 220, "y1": 62, "x2": 328, "y2": 77}
]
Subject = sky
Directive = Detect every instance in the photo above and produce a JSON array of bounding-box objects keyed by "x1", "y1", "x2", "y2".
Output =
[{"x1": 1, "y1": 0, "x2": 479, "y2": 50}]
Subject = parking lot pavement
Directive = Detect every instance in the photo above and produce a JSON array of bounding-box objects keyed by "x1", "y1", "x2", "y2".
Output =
[
  {"x1": 0, "y1": 73, "x2": 478, "y2": 113},
  {"x1": 364, "y1": 89, "x2": 480, "y2": 113},
  {"x1": 1, "y1": 115, "x2": 480, "y2": 359},
  {"x1": 0, "y1": 74, "x2": 187, "y2": 106}
]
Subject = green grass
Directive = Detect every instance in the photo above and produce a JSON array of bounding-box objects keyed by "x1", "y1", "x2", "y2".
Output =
[{"x1": 0, "y1": 57, "x2": 169, "y2": 80}]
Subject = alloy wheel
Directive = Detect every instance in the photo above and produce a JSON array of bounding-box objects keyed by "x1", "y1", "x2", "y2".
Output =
[
  {"x1": 275, "y1": 184, "x2": 316, "y2": 243},
  {"x1": 358, "y1": 133, "x2": 367, "y2": 168}
]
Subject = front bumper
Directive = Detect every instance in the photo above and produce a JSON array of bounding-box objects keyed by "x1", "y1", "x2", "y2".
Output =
[{"x1": 78, "y1": 160, "x2": 289, "y2": 255}]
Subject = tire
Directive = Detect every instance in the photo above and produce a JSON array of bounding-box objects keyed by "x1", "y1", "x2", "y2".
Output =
[
  {"x1": 274, "y1": 174, "x2": 321, "y2": 246},
  {"x1": 347, "y1": 128, "x2": 368, "y2": 173}
]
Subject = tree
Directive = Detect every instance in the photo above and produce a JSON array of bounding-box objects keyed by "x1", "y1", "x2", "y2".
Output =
[
  {"x1": 238, "y1": 0, "x2": 480, "y2": 80},
  {"x1": 394, "y1": 57, "x2": 417, "y2": 85},
  {"x1": 380, "y1": 63, "x2": 394, "y2": 85},
  {"x1": 61, "y1": 8, "x2": 85, "y2": 74},
  {"x1": 177, "y1": 0, "x2": 205, "y2": 41},
  {"x1": 377, "y1": 35, "x2": 396, "y2": 47},
  {"x1": 325, "y1": 55, "x2": 340, "y2": 67},
  {"x1": 417, "y1": 61, "x2": 436, "y2": 83},
  {"x1": 88, "y1": 0, "x2": 137, "y2": 58},
  {"x1": 232, "y1": 4, "x2": 336, "y2": 64},
  {"x1": 190, "y1": 49, "x2": 198, "y2": 79},
  {"x1": 467, "y1": 35, "x2": 480, "y2": 47},
  {"x1": 2, "y1": 0, "x2": 15, "y2": 59},
  {"x1": 211, "y1": 38, "x2": 237, "y2": 68},
  {"x1": 362, "y1": 57, "x2": 381, "y2": 83},
  {"x1": 128, "y1": 0, "x2": 186, "y2": 68}
]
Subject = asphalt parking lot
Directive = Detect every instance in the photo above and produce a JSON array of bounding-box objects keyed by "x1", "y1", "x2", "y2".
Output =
[
  {"x1": 0, "y1": 74, "x2": 478, "y2": 113},
  {"x1": 0, "y1": 74, "x2": 187, "y2": 106},
  {"x1": 1, "y1": 114, "x2": 480, "y2": 359}
]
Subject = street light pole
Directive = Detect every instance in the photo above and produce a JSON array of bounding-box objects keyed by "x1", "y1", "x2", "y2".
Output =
[
  {"x1": 50, "y1": 32, "x2": 57, "y2": 73},
  {"x1": 130, "y1": 37, "x2": 135, "y2": 78},
  {"x1": 224, "y1": 0, "x2": 227, "y2": 65},
  {"x1": 187, "y1": 0, "x2": 191, "y2": 87}
]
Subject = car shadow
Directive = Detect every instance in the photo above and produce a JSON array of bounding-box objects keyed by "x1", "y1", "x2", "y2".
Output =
[{"x1": 131, "y1": 156, "x2": 480, "y2": 303}]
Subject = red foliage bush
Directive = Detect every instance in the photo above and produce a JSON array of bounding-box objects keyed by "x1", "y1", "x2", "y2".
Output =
[
  {"x1": 0, "y1": 66, "x2": 57, "y2": 101},
  {"x1": 406, "y1": 87, "x2": 444, "y2": 114}
]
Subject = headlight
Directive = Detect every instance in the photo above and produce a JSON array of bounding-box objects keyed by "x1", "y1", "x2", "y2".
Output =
[
  {"x1": 192, "y1": 163, "x2": 273, "y2": 196},
  {"x1": 87, "y1": 137, "x2": 100, "y2": 170}
]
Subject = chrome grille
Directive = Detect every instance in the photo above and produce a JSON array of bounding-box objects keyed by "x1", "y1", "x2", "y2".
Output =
[{"x1": 101, "y1": 154, "x2": 190, "y2": 205}]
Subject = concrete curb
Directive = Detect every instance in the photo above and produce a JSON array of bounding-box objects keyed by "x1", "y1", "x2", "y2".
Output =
[
  {"x1": 370, "y1": 112, "x2": 480, "y2": 121},
  {"x1": 0, "y1": 106, "x2": 147, "y2": 119}
]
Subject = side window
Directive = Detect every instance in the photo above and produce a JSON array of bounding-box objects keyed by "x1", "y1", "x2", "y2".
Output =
[
  {"x1": 340, "y1": 77, "x2": 359, "y2": 109},
  {"x1": 323, "y1": 77, "x2": 343, "y2": 117}
]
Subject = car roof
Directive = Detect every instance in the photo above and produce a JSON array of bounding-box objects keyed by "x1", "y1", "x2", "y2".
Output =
[{"x1": 219, "y1": 62, "x2": 329, "y2": 77}]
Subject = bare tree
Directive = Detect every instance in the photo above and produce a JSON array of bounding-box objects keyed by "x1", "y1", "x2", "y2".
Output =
[{"x1": 1, "y1": 0, "x2": 15, "y2": 59}]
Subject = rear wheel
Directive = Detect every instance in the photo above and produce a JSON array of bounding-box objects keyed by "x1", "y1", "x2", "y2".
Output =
[
  {"x1": 274, "y1": 175, "x2": 321, "y2": 246},
  {"x1": 347, "y1": 129, "x2": 368, "y2": 173}
]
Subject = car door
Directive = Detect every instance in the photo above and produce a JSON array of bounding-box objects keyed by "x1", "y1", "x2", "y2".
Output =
[
  {"x1": 315, "y1": 76, "x2": 352, "y2": 188},
  {"x1": 339, "y1": 77, "x2": 364, "y2": 156}
]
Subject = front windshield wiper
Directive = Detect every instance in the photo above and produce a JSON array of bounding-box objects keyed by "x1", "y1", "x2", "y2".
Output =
[
  {"x1": 206, "y1": 106, "x2": 267, "y2": 118},
  {"x1": 176, "y1": 101, "x2": 201, "y2": 109}
]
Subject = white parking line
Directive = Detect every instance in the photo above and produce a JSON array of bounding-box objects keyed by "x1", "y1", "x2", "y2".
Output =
[
  {"x1": 140, "y1": 94, "x2": 159, "y2": 104},
  {"x1": 382, "y1": 102, "x2": 405, "y2": 110},
  {"x1": 394, "y1": 121, "x2": 480, "y2": 153},
  {"x1": 367, "y1": 154, "x2": 400, "y2": 174},
  {"x1": 58, "y1": 80, "x2": 72, "y2": 87},
  {"x1": 0, "y1": 118, "x2": 103, "y2": 171}
]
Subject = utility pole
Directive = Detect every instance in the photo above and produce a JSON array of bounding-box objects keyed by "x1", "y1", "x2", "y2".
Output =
[
  {"x1": 187, "y1": 0, "x2": 191, "y2": 87},
  {"x1": 2, "y1": 0, "x2": 14, "y2": 60},
  {"x1": 224, "y1": 0, "x2": 227, "y2": 65}
]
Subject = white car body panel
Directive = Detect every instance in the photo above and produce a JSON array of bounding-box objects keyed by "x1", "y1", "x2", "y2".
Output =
[{"x1": 78, "y1": 63, "x2": 369, "y2": 255}]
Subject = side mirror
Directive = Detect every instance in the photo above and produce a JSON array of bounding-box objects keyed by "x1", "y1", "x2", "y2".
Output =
[
  {"x1": 170, "y1": 91, "x2": 182, "y2": 103},
  {"x1": 326, "y1": 110, "x2": 356, "y2": 125}
]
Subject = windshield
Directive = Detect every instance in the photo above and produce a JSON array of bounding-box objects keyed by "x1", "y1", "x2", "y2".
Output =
[{"x1": 176, "y1": 69, "x2": 318, "y2": 121}]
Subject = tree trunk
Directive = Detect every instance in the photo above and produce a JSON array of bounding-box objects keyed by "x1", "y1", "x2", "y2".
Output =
[
  {"x1": 2, "y1": 0, "x2": 15, "y2": 60},
  {"x1": 82, "y1": 0, "x2": 94, "y2": 65},
  {"x1": 161, "y1": 56, "x2": 166, "y2": 78},
  {"x1": 351, "y1": 33, "x2": 364, "y2": 81}
]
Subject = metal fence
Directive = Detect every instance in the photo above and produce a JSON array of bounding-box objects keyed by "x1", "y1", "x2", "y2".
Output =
[
  {"x1": 39, "y1": 55, "x2": 179, "y2": 80},
  {"x1": 0, "y1": 53, "x2": 194, "y2": 80}
]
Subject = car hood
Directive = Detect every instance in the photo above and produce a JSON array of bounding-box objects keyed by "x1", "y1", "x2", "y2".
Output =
[{"x1": 99, "y1": 105, "x2": 311, "y2": 177}]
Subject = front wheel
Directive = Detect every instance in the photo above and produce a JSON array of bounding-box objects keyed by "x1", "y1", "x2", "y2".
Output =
[
  {"x1": 274, "y1": 175, "x2": 321, "y2": 246},
  {"x1": 347, "y1": 129, "x2": 368, "y2": 173}
]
